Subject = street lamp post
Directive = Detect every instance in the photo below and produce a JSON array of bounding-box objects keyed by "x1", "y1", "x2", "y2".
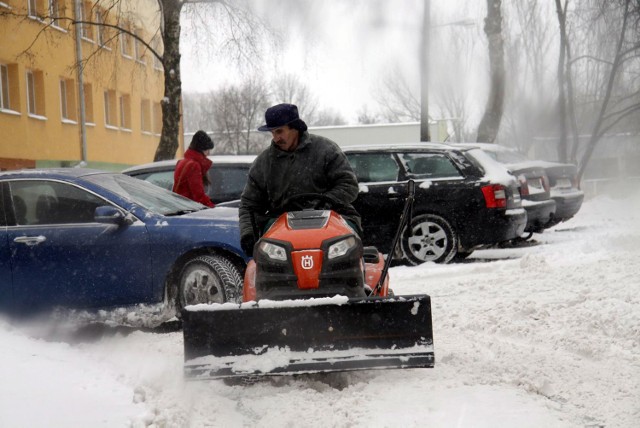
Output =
[{"x1": 420, "y1": 0, "x2": 431, "y2": 142}]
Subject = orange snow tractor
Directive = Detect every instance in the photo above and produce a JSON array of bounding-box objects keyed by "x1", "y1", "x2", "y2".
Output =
[{"x1": 182, "y1": 183, "x2": 434, "y2": 379}]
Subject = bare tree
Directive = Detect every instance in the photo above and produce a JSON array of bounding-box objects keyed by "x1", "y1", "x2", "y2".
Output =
[
  {"x1": 494, "y1": 0, "x2": 559, "y2": 152},
  {"x1": 210, "y1": 77, "x2": 270, "y2": 154},
  {"x1": 182, "y1": 92, "x2": 217, "y2": 132},
  {"x1": 374, "y1": 67, "x2": 420, "y2": 123},
  {"x1": 476, "y1": 0, "x2": 506, "y2": 143},
  {"x1": 562, "y1": 0, "x2": 640, "y2": 181},
  {"x1": 357, "y1": 106, "x2": 383, "y2": 125},
  {"x1": 270, "y1": 74, "x2": 318, "y2": 120},
  {"x1": 311, "y1": 109, "x2": 346, "y2": 127}
]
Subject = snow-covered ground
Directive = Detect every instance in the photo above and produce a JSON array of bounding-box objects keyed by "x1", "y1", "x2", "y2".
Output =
[{"x1": 1, "y1": 191, "x2": 638, "y2": 427}]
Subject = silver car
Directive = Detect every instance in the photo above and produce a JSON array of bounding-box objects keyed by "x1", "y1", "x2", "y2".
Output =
[{"x1": 122, "y1": 155, "x2": 256, "y2": 204}]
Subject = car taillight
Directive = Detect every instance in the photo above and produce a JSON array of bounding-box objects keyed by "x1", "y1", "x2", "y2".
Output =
[
  {"x1": 518, "y1": 175, "x2": 529, "y2": 196},
  {"x1": 482, "y1": 184, "x2": 507, "y2": 208}
]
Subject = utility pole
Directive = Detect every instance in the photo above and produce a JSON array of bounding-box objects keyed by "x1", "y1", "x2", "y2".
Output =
[
  {"x1": 420, "y1": 0, "x2": 431, "y2": 142},
  {"x1": 74, "y1": 0, "x2": 87, "y2": 165}
]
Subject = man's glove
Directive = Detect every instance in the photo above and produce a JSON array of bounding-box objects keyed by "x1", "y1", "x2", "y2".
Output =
[{"x1": 241, "y1": 235, "x2": 256, "y2": 257}]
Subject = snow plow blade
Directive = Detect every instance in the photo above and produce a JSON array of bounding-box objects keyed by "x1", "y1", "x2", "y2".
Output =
[{"x1": 182, "y1": 294, "x2": 434, "y2": 379}]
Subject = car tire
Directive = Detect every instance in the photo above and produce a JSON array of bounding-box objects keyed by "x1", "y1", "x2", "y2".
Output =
[
  {"x1": 401, "y1": 214, "x2": 457, "y2": 265},
  {"x1": 176, "y1": 255, "x2": 243, "y2": 311}
]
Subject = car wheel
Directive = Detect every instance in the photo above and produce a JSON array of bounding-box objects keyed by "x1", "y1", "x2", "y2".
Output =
[
  {"x1": 177, "y1": 255, "x2": 243, "y2": 310},
  {"x1": 401, "y1": 214, "x2": 457, "y2": 265}
]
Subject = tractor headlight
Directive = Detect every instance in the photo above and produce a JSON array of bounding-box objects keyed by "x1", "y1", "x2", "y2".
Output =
[
  {"x1": 259, "y1": 241, "x2": 287, "y2": 261},
  {"x1": 328, "y1": 236, "x2": 356, "y2": 259}
]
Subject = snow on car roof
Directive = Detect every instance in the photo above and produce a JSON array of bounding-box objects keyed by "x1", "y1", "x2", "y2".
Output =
[
  {"x1": 121, "y1": 155, "x2": 256, "y2": 173},
  {"x1": 0, "y1": 168, "x2": 112, "y2": 179},
  {"x1": 341, "y1": 142, "x2": 460, "y2": 152}
]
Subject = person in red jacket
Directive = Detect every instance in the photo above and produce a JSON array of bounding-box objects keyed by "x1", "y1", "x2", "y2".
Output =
[{"x1": 173, "y1": 130, "x2": 215, "y2": 207}]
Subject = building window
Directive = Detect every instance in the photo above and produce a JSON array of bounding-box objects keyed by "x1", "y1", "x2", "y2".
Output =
[
  {"x1": 134, "y1": 29, "x2": 146, "y2": 63},
  {"x1": 59, "y1": 78, "x2": 76, "y2": 121},
  {"x1": 49, "y1": 0, "x2": 63, "y2": 28},
  {"x1": 83, "y1": 82, "x2": 93, "y2": 123},
  {"x1": 151, "y1": 36, "x2": 163, "y2": 71},
  {"x1": 140, "y1": 99, "x2": 151, "y2": 133},
  {"x1": 26, "y1": 70, "x2": 45, "y2": 117},
  {"x1": 120, "y1": 25, "x2": 133, "y2": 58},
  {"x1": 119, "y1": 94, "x2": 131, "y2": 130},
  {"x1": 95, "y1": 9, "x2": 108, "y2": 47},
  {"x1": 28, "y1": 0, "x2": 43, "y2": 19},
  {"x1": 104, "y1": 89, "x2": 116, "y2": 127},
  {"x1": 79, "y1": 1, "x2": 93, "y2": 41},
  {"x1": 0, "y1": 63, "x2": 20, "y2": 112},
  {"x1": 1, "y1": 64, "x2": 10, "y2": 110},
  {"x1": 153, "y1": 102, "x2": 162, "y2": 135}
]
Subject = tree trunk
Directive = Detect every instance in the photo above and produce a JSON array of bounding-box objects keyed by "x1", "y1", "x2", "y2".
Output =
[
  {"x1": 555, "y1": 0, "x2": 568, "y2": 163},
  {"x1": 476, "y1": 0, "x2": 505, "y2": 143},
  {"x1": 154, "y1": 0, "x2": 183, "y2": 161}
]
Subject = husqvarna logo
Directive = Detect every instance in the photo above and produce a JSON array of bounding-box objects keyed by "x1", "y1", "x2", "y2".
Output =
[{"x1": 301, "y1": 255, "x2": 314, "y2": 270}]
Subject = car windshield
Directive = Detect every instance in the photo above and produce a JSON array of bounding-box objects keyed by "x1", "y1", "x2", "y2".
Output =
[{"x1": 85, "y1": 173, "x2": 207, "y2": 215}]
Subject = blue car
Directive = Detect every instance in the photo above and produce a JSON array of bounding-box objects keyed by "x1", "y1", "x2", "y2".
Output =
[{"x1": 0, "y1": 169, "x2": 248, "y2": 319}]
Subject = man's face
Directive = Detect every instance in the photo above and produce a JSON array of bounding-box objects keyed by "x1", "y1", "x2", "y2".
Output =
[{"x1": 271, "y1": 126, "x2": 299, "y2": 152}]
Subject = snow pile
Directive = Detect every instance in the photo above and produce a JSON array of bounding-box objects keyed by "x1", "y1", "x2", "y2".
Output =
[{"x1": 0, "y1": 191, "x2": 638, "y2": 427}]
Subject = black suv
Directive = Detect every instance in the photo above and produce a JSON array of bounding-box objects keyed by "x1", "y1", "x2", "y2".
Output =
[
  {"x1": 122, "y1": 155, "x2": 256, "y2": 204},
  {"x1": 343, "y1": 143, "x2": 527, "y2": 264}
]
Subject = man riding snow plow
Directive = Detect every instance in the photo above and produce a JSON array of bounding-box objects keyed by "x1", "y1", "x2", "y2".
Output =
[
  {"x1": 181, "y1": 191, "x2": 434, "y2": 379},
  {"x1": 181, "y1": 103, "x2": 433, "y2": 379}
]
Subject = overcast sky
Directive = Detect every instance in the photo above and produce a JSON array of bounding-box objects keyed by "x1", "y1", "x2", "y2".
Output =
[{"x1": 181, "y1": 0, "x2": 484, "y2": 123}]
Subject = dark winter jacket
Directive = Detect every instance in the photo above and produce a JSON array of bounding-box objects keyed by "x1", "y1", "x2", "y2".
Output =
[
  {"x1": 239, "y1": 131, "x2": 361, "y2": 240},
  {"x1": 173, "y1": 149, "x2": 215, "y2": 207}
]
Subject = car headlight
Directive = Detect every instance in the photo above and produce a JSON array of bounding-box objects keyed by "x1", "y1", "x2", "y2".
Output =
[
  {"x1": 328, "y1": 236, "x2": 356, "y2": 259},
  {"x1": 259, "y1": 241, "x2": 287, "y2": 261}
]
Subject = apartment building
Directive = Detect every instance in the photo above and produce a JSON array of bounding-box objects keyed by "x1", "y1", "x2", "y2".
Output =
[{"x1": 0, "y1": 0, "x2": 179, "y2": 171}]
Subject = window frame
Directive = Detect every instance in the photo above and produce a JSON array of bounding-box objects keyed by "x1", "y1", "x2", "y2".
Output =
[
  {"x1": 48, "y1": 0, "x2": 62, "y2": 29},
  {"x1": 26, "y1": 71, "x2": 36, "y2": 116},
  {"x1": 103, "y1": 89, "x2": 117, "y2": 128},
  {"x1": 1, "y1": 64, "x2": 10, "y2": 110}
]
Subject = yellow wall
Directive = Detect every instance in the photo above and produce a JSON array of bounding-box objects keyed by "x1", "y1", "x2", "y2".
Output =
[{"x1": 0, "y1": 0, "x2": 181, "y2": 171}]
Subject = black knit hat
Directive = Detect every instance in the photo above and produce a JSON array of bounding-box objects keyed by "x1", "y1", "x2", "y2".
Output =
[
  {"x1": 258, "y1": 103, "x2": 307, "y2": 132},
  {"x1": 189, "y1": 130, "x2": 214, "y2": 152}
]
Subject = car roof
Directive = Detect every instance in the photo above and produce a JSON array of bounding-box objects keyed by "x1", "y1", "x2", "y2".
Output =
[
  {"x1": 0, "y1": 168, "x2": 111, "y2": 180},
  {"x1": 452, "y1": 142, "x2": 516, "y2": 153},
  {"x1": 122, "y1": 155, "x2": 256, "y2": 173},
  {"x1": 341, "y1": 142, "x2": 467, "y2": 153}
]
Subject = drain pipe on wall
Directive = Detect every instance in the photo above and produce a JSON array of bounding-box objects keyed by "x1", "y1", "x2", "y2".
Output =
[{"x1": 74, "y1": 0, "x2": 87, "y2": 166}]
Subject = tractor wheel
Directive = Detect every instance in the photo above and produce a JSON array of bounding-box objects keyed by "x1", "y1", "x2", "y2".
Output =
[
  {"x1": 176, "y1": 255, "x2": 243, "y2": 311},
  {"x1": 401, "y1": 214, "x2": 457, "y2": 265}
]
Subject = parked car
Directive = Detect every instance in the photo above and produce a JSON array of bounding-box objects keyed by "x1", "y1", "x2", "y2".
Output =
[
  {"x1": 122, "y1": 155, "x2": 256, "y2": 204},
  {"x1": 454, "y1": 143, "x2": 584, "y2": 229},
  {"x1": 342, "y1": 143, "x2": 527, "y2": 264},
  {"x1": 0, "y1": 168, "x2": 248, "y2": 319}
]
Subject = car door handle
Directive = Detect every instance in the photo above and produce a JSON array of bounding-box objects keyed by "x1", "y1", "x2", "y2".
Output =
[
  {"x1": 387, "y1": 187, "x2": 401, "y2": 199},
  {"x1": 14, "y1": 235, "x2": 47, "y2": 246}
]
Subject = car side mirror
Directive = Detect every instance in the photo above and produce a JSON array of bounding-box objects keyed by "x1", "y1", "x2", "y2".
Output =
[{"x1": 95, "y1": 206, "x2": 133, "y2": 226}]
